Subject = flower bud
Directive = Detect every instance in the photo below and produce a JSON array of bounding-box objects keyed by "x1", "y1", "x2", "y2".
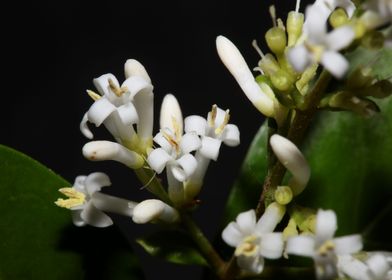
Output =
[
  {"x1": 132, "y1": 199, "x2": 179, "y2": 224},
  {"x1": 329, "y1": 8, "x2": 349, "y2": 28},
  {"x1": 259, "y1": 53, "x2": 280, "y2": 76},
  {"x1": 271, "y1": 69, "x2": 294, "y2": 92},
  {"x1": 287, "y1": 11, "x2": 304, "y2": 46},
  {"x1": 265, "y1": 27, "x2": 287, "y2": 55},
  {"x1": 361, "y1": 31, "x2": 385, "y2": 50},
  {"x1": 160, "y1": 94, "x2": 183, "y2": 134},
  {"x1": 274, "y1": 186, "x2": 293, "y2": 205}
]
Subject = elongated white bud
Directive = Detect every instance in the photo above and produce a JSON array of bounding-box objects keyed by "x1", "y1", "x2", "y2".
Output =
[
  {"x1": 160, "y1": 94, "x2": 183, "y2": 135},
  {"x1": 124, "y1": 59, "x2": 151, "y2": 83},
  {"x1": 83, "y1": 140, "x2": 144, "y2": 169},
  {"x1": 132, "y1": 199, "x2": 179, "y2": 224},
  {"x1": 270, "y1": 134, "x2": 310, "y2": 195},
  {"x1": 216, "y1": 35, "x2": 275, "y2": 117},
  {"x1": 92, "y1": 192, "x2": 136, "y2": 217}
]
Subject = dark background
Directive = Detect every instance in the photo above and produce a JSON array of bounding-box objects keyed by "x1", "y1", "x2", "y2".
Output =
[{"x1": 3, "y1": 0, "x2": 311, "y2": 279}]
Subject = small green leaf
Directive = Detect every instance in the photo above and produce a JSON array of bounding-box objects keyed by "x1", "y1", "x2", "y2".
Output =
[
  {"x1": 137, "y1": 229, "x2": 208, "y2": 266},
  {"x1": 0, "y1": 145, "x2": 143, "y2": 279}
]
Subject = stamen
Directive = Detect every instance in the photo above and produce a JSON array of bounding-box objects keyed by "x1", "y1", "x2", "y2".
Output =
[
  {"x1": 108, "y1": 78, "x2": 128, "y2": 97},
  {"x1": 55, "y1": 188, "x2": 86, "y2": 209},
  {"x1": 161, "y1": 129, "x2": 180, "y2": 154},
  {"x1": 277, "y1": 18, "x2": 286, "y2": 31},
  {"x1": 171, "y1": 116, "x2": 182, "y2": 141},
  {"x1": 215, "y1": 109, "x2": 230, "y2": 135},
  {"x1": 318, "y1": 240, "x2": 335, "y2": 256},
  {"x1": 209, "y1": 104, "x2": 218, "y2": 127},
  {"x1": 269, "y1": 5, "x2": 277, "y2": 27},
  {"x1": 86, "y1": 89, "x2": 101, "y2": 101},
  {"x1": 295, "y1": 0, "x2": 301, "y2": 13},
  {"x1": 252, "y1": 40, "x2": 265, "y2": 59}
]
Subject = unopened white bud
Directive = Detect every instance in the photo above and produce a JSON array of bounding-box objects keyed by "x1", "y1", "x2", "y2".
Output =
[
  {"x1": 132, "y1": 199, "x2": 179, "y2": 224},
  {"x1": 216, "y1": 35, "x2": 275, "y2": 117},
  {"x1": 83, "y1": 140, "x2": 144, "y2": 169},
  {"x1": 270, "y1": 134, "x2": 310, "y2": 195},
  {"x1": 124, "y1": 59, "x2": 151, "y2": 83},
  {"x1": 160, "y1": 94, "x2": 183, "y2": 134}
]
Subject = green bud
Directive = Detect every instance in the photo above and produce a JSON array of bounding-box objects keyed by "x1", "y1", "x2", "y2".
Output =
[
  {"x1": 361, "y1": 31, "x2": 385, "y2": 50},
  {"x1": 271, "y1": 69, "x2": 294, "y2": 92},
  {"x1": 258, "y1": 53, "x2": 280, "y2": 76},
  {"x1": 274, "y1": 186, "x2": 293, "y2": 205},
  {"x1": 265, "y1": 27, "x2": 287, "y2": 55},
  {"x1": 329, "y1": 8, "x2": 349, "y2": 28},
  {"x1": 328, "y1": 92, "x2": 380, "y2": 117},
  {"x1": 287, "y1": 11, "x2": 304, "y2": 46},
  {"x1": 346, "y1": 67, "x2": 373, "y2": 89},
  {"x1": 283, "y1": 218, "x2": 298, "y2": 240},
  {"x1": 359, "y1": 80, "x2": 392, "y2": 98}
]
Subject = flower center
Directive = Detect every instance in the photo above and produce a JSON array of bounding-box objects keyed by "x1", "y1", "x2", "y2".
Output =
[
  {"x1": 208, "y1": 104, "x2": 231, "y2": 135},
  {"x1": 55, "y1": 188, "x2": 86, "y2": 209},
  {"x1": 305, "y1": 42, "x2": 325, "y2": 62},
  {"x1": 108, "y1": 78, "x2": 128, "y2": 97},
  {"x1": 235, "y1": 235, "x2": 260, "y2": 257},
  {"x1": 317, "y1": 240, "x2": 335, "y2": 256}
]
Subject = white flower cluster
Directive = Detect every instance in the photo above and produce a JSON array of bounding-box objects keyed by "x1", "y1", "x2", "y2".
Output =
[{"x1": 56, "y1": 59, "x2": 240, "y2": 226}]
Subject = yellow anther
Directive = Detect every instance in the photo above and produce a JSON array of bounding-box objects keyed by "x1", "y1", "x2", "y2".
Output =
[
  {"x1": 209, "y1": 104, "x2": 218, "y2": 127},
  {"x1": 162, "y1": 130, "x2": 180, "y2": 154},
  {"x1": 215, "y1": 109, "x2": 230, "y2": 135},
  {"x1": 235, "y1": 235, "x2": 259, "y2": 257},
  {"x1": 269, "y1": 5, "x2": 277, "y2": 27},
  {"x1": 171, "y1": 116, "x2": 182, "y2": 141},
  {"x1": 55, "y1": 188, "x2": 86, "y2": 209},
  {"x1": 86, "y1": 90, "x2": 101, "y2": 101},
  {"x1": 108, "y1": 78, "x2": 128, "y2": 97},
  {"x1": 318, "y1": 240, "x2": 335, "y2": 256}
]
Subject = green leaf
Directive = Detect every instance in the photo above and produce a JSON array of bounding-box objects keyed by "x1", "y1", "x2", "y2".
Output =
[
  {"x1": 225, "y1": 96, "x2": 392, "y2": 242},
  {"x1": 0, "y1": 145, "x2": 143, "y2": 279},
  {"x1": 137, "y1": 229, "x2": 208, "y2": 266}
]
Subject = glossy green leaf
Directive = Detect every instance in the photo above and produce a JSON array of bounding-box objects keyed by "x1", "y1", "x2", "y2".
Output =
[
  {"x1": 0, "y1": 145, "x2": 143, "y2": 279},
  {"x1": 137, "y1": 229, "x2": 208, "y2": 266}
]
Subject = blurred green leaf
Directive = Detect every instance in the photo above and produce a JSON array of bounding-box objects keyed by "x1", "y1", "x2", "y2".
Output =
[
  {"x1": 225, "y1": 95, "x2": 392, "y2": 243},
  {"x1": 0, "y1": 145, "x2": 143, "y2": 279},
  {"x1": 137, "y1": 229, "x2": 208, "y2": 266}
]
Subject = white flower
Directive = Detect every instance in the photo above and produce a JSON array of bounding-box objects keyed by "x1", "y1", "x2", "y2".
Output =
[
  {"x1": 288, "y1": 4, "x2": 355, "y2": 78},
  {"x1": 147, "y1": 94, "x2": 201, "y2": 204},
  {"x1": 80, "y1": 59, "x2": 154, "y2": 151},
  {"x1": 362, "y1": 0, "x2": 392, "y2": 29},
  {"x1": 55, "y1": 172, "x2": 136, "y2": 228},
  {"x1": 222, "y1": 203, "x2": 285, "y2": 274},
  {"x1": 269, "y1": 134, "x2": 310, "y2": 195},
  {"x1": 313, "y1": 0, "x2": 356, "y2": 18},
  {"x1": 337, "y1": 251, "x2": 392, "y2": 280},
  {"x1": 183, "y1": 105, "x2": 240, "y2": 198},
  {"x1": 286, "y1": 209, "x2": 363, "y2": 279},
  {"x1": 132, "y1": 199, "x2": 179, "y2": 224}
]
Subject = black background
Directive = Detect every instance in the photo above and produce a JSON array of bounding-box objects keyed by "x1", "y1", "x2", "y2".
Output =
[{"x1": 3, "y1": 0, "x2": 311, "y2": 279}]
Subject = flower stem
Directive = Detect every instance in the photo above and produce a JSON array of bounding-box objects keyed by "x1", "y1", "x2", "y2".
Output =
[
  {"x1": 180, "y1": 213, "x2": 226, "y2": 278},
  {"x1": 134, "y1": 168, "x2": 171, "y2": 205}
]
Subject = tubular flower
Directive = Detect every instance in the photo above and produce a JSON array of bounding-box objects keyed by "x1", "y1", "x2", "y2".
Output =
[
  {"x1": 55, "y1": 172, "x2": 136, "y2": 228},
  {"x1": 132, "y1": 199, "x2": 179, "y2": 224},
  {"x1": 80, "y1": 59, "x2": 154, "y2": 154},
  {"x1": 288, "y1": 3, "x2": 355, "y2": 78},
  {"x1": 184, "y1": 104, "x2": 240, "y2": 198},
  {"x1": 286, "y1": 209, "x2": 363, "y2": 280},
  {"x1": 222, "y1": 203, "x2": 286, "y2": 274}
]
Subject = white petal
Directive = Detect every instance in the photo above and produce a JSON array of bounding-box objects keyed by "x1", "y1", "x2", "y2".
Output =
[
  {"x1": 199, "y1": 136, "x2": 222, "y2": 161},
  {"x1": 287, "y1": 45, "x2": 312, "y2": 73},
  {"x1": 236, "y1": 254, "x2": 264, "y2": 274},
  {"x1": 71, "y1": 210, "x2": 86, "y2": 227},
  {"x1": 184, "y1": 115, "x2": 207, "y2": 136},
  {"x1": 304, "y1": 5, "x2": 329, "y2": 42},
  {"x1": 160, "y1": 94, "x2": 183, "y2": 134},
  {"x1": 122, "y1": 76, "x2": 154, "y2": 140},
  {"x1": 286, "y1": 235, "x2": 316, "y2": 257},
  {"x1": 153, "y1": 132, "x2": 173, "y2": 152},
  {"x1": 116, "y1": 102, "x2": 139, "y2": 126},
  {"x1": 315, "y1": 209, "x2": 337, "y2": 243},
  {"x1": 93, "y1": 73, "x2": 118, "y2": 96},
  {"x1": 321, "y1": 51, "x2": 349, "y2": 79},
  {"x1": 132, "y1": 199, "x2": 179, "y2": 224},
  {"x1": 185, "y1": 153, "x2": 210, "y2": 197},
  {"x1": 333, "y1": 234, "x2": 363, "y2": 255},
  {"x1": 92, "y1": 192, "x2": 134, "y2": 217},
  {"x1": 235, "y1": 210, "x2": 256, "y2": 236},
  {"x1": 338, "y1": 255, "x2": 371, "y2": 280},
  {"x1": 216, "y1": 36, "x2": 275, "y2": 117},
  {"x1": 260, "y1": 233, "x2": 284, "y2": 259},
  {"x1": 325, "y1": 26, "x2": 355, "y2": 51},
  {"x1": 81, "y1": 201, "x2": 113, "y2": 228},
  {"x1": 221, "y1": 124, "x2": 240, "y2": 147},
  {"x1": 171, "y1": 154, "x2": 198, "y2": 182},
  {"x1": 73, "y1": 175, "x2": 87, "y2": 192},
  {"x1": 180, "y1": 132, "x2": 201, "y2": 154},
  {"x1": 83, "y1": 141, "x2": 144, "y2": 169},
  {"x1": 269, "y1": 134, "x2": 310, "y2": 195},
  {"x1": 166, "y1": 166, "x2": 185, "y2": 205},
  {"x1": 366, "y1": 254, "x2": 390, "y2": 280},
  {"x1": 222, "y1": 222, "x2": 244, "y2": 247},
  {"x1": 80, "y1": 113, "x2": 93, "y2": 139},
  {"x1": 147, "y1": 148, "x2": 173, "y2": 174},
  {"x1": 84, "y1": 172, "x2": 111, "y2": 196},
  {"x1": 87, "y1": 98, "x2": 117, "y2": 127},
  {"x1": 124, "y1": 59, "x2": 151, "y2": 83},
  {"x1": 256, "y1": 202, "x2": 285, "y2": 233}
]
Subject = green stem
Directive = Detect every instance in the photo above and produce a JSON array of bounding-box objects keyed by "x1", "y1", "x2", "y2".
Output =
[
  {"x1": 181, "y1": 213, "x2": 226, "y2": 278},
  {"x1": 134, "y1": 168, "x2": 171, "y2": 205}
]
